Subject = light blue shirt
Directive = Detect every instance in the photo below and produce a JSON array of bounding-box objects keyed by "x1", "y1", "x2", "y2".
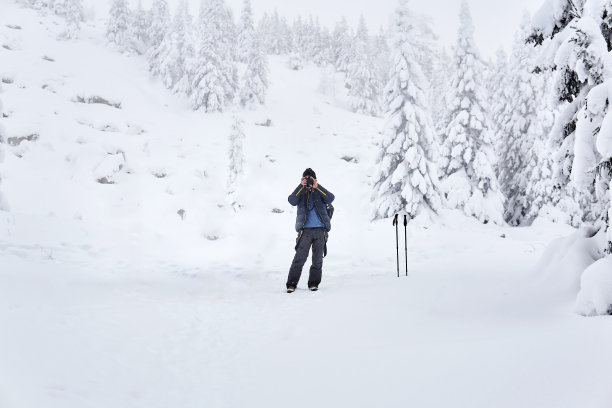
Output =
[{"x1": 303, "y1": 198, "x2": 325, "y2": 228}]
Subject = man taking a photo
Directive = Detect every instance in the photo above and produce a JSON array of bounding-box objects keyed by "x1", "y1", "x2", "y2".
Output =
[{"x1": 286, "y1": 168, "x2": 335, "y2": 293}]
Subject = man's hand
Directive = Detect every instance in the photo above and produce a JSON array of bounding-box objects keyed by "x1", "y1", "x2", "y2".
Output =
[
  {"x1": 312, "y1": 179, "x2": 318, "y2": 189},
  {"x1": 301, "y1": 177, "x2": 307, "y2": 186}
]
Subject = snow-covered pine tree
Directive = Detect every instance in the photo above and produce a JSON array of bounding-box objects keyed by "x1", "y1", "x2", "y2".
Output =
[
  {"x1": 153, "y1": 0, "x2": 194, "y2": 94},
  {"x1": 237, "y1": 0, "x2": 255, "y2": 63},
  {"x1": 220, "y1": 5, "x2": 238, "y2": 63},
  {"x1": 58, "y1": 0, "x2": 84, "y2": 39},
  {"x1": 430, "y1": 47, "x2": 452, "y2": 134},
  {"x1": 276, "y1": 13, "x2": 292, "y2": 55},
  {"x1": 0, "y1": 85, "x2": 6, "y2": 211},
  {"x1": 288, "y1": 16, "x2": 307, "y2": 70},
  {"x1": 374, "y1": 27, "x2": 391, "y2": 105},
  {"x1": 527, "y1": 0, "x2": 610, "y2": 228},
  {"x1": 371, "y1": 0, "x2": 441, "y2": 220},
  {"x1": 17, "y1": 0, "x2": 44, "y2": 9},
  {"x1": 308, "y1": 17, "x2": 331, "y2": 66},
  {"x1": 131, "y1": 0, "x2": 151, "y2": 54},
  {"x1": 240, "y1": 15, "x2": 269, "y2": 107},
  {"x1": 332, "y1": 17, "x2": 353, "y2": 74},
  {"x1": 440, "y1": 0, "x2": 504, "y2": 224},
  {"x1": 497, "y1": 14, "x2": 554, "y2": 225},
  {"x1": 347, "y1": 15, "x2": 380, "y2": 116},
  {"x1": 227, "y1": 115, "x2": 245, "y2": 207},
  {"x1": 257, "y1": 11, "x2": 291, "y2": 55},
  {"x1": 147, "y1": 0, "x2": 170, "y2": 72},
  {"x1": 106, "y1": 0, "x2": 131, "y2": 50},
  {"x1": 191, "y1": 0, "x2": 238, "y2": 112},
  {"x1": 488, "y1": 47, "x2": 509, "y2": 157}
]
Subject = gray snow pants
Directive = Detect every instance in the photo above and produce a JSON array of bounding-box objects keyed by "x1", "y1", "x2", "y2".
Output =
[{"x1": 286, "y1": 227, "x2": 327, "y2": 288}]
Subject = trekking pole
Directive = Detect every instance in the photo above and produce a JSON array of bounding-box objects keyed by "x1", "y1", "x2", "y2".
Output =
[
  {"x1": 403, "y1": 214, "x2": 408, "y2": 276},
  {"x1": 393, "y1": 214, "x2": 399, "y2": 277}
]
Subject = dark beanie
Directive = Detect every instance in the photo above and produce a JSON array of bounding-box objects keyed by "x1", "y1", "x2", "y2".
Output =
[{"x1": 303, "y1": 168, "x2": 316, "y2": 178}]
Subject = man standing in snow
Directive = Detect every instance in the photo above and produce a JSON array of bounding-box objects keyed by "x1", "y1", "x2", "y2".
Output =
[{"x1": 286, "y1": 168, "x2": 335, "y2": 293}]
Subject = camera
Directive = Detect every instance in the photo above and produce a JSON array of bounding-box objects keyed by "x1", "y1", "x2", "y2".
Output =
[{"x1": 305, "y1": 176, "x2": 315, "y2": 190}]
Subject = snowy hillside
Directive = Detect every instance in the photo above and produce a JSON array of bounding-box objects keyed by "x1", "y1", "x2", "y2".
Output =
[{"x1": 2, "y1": 1, "x2": 612, "y2": 408}]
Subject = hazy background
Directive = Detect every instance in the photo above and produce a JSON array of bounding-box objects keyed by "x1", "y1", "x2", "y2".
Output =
[{"x1": 86, "y1": 0, "x2": 544, "y2": 59}]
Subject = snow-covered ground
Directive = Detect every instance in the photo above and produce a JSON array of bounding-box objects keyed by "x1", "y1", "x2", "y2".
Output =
[{"x1": 1, "y1": 3, "x2": 612, "y2": 408}]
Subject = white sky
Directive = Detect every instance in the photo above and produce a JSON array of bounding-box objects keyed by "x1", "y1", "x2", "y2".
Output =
[{"x1": 99, "y1": 0, "x2": 546, "y2": 59}]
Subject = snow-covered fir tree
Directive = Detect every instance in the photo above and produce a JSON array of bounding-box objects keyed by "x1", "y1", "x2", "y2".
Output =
[
  {"x1": 497, "y1": 14, "x2": 554, "y2": 225},
  {"x1": 308, "y1": 17, "x2": 331, "y2": 66},
  {"x1": 57, "y1": 0, "x2": 84, "y2": 39},
  {"x1": 131, "y1": 0, "x2": 151, "y2": 54},
  {"x1": 147, "y1": 0, "x2": 170, "y2": 71},
  {"x1": 227, "y1": 115, "x2": 245, "y2": 208},
  {"x1": 332, "y1": 17, "x2": 353, "y2": 74},
  {"x1": 371, "y1": 0, "x2": 441, "y2": 220},
  {"x1": 237, "y1": 0, "x2": 255, "y2": 63},
  {"x1": 440, "y1": 0, "x2": 504, "y2": 224},
  {"x1": 430, "y1": 47, "x2": 452, "y2": 134},
  {"x1": 487, "y1": 47, "x2": 509, "y2": 155},
  {"x1": 191, "y1": 0, "x2": 238, "y2": 112},
  {"x1": 240, "y1": 25, "x2": 269, "y2": 107},
  {"x1": 287, "y1": 16, "x2": 307, "y2": 70},
  {"x1": 152, "y1": 0, "x2": 194, "y2": 94},
  {"x1": 373, "y1": 27, "x2": 391, "y2": 104},
  {"x1": 106, "y1": 0, "x2": 131, "y2": 50},
  {"x1": 347, "y1": 15, "x2": 380, "y2": 116},
  {"x1": 528, "y1": 0, "x2": 612, "y2": 249},
  {"x1": 0, "y1": 86, "x2": 6, "y2": 211}
]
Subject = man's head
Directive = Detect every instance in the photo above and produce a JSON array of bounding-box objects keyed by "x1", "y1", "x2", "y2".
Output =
[{"x1": 303, "y1": 168, "x2": 316, "y2": 179}]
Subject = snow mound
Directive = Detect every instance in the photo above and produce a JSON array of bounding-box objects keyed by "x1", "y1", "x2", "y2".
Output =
[
  {"x1": 575, "y1": 257, "x2": 612, "y2": 316},
  {"x1": 533, "y1": 226, "x2": 604, "y2": 295}
]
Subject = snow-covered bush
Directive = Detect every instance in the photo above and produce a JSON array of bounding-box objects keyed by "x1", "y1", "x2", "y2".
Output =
[{"x1": 575, "y1": 257, "x2": 612, "y2": 316}]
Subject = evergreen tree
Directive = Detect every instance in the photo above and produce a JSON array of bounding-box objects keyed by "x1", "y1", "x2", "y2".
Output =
[
  {"x1": 497, "y1": 14, "x2": 554, "y2": 225},
  {"x1": 528, "y1": 0, "x2": 611, "y2": 230},
  {"x1": 374, "y1": 27, "x2": 391, "y2": 105},
  {"x1": 440, "y1": 0, "x2": 504, "y2": 224},
  {"x1": 57, "y1": 0, "x2": 84, "y2": 39},
  {"x1": 237, "y1": 0, "x2": 255, "y2": 63},
  {"x1": 106, "y1": 0, "x2": 131, "y2": 50},
  {"x1": 371, "y1": 0, "x2": 441, "y2": 220},
  {"x1": 332, "y1": 17, "x2": 353, "y2": 73},
  {"x1": 191, "y1": 0, "x2": 238, "y2": 112},
  {"x1": 227, "y1": 115, "x2": 245, "y2": 207},
  {"x1": 0, "y1": 85, "x2": 6, "y2": 211},
  {"x1": 151, "y1": 0, "x2": 194, "y2": 94},
  {"x1": 147, "y1": 0, "x2": 170, "y2": 72},
  {"x1": 488, "y1": 46, "x2": 509, "y2": 156},
  {"x1": 347, "y1": 15, "x2": 380, "y2": 116},
  {"x1": 239, "y1": 3, "x2": 269, "y2": 108},
  {"x1": 131, "y1": 0, "x2": 151, "y2": 54},
  {"x1": 288, "y1": 16, "x2": 307, "y2": 70},
  {"x1": 430, "y1": 47, "x2": 452, "y2": 134}
]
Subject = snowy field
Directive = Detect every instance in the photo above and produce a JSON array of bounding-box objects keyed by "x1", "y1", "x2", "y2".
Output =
[{"x1": 1, "y1": 2, "x2": 612, "y2": 408}]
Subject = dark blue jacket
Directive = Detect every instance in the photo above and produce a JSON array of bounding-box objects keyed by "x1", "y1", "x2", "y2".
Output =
[{"x1": 288, "y1": 184, "x2": 335, "y2": 232}]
